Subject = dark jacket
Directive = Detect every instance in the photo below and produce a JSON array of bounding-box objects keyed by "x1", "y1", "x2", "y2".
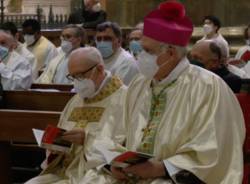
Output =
[
  {"x1": 68, "y1": 9, "x2": 107, "y2": 29},
  {"x1": 213, "y1": 66, "x2": 242, "y2": 93}
]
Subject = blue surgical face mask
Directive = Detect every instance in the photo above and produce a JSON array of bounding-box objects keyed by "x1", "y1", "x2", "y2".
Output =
[
  {"x1": 96, "y1": 41, "x2": 114, "y2": 59},
  {"x1": 0, "y1": 45, "x2": 9, "y2": 61},
  {"x1": 129, "y1": 40, "x2": 142, "y2": 56}
]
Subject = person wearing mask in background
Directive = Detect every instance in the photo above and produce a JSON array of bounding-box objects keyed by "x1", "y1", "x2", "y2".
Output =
[
  {"x1": 128, "y1": 27, "x2": 143, "y2": 59},
  {"x1": 0, "y1": 31, "x2": 32, "y2": 90},
  {"x1": 95, "y1": 21, "x2": 138, "y2": 85},
  {"x1": 68, "y1": 0, "x2": 106, "y2": 29},
  {"x1": 25, "y1": 47, "x2": 127, "y2": 184},
  {"x1": 36, "y1": 25, "x2": 84, "y2": 84},
  {"x1": 198, "y1": 15, "x2": 230, "y2": 58},
  {"x1": 197, "y1": 17, "x2": 249, "y2": 79},
  {"x1": 1, "y1": 22, "x2": 38, "y2": 80},
  {"x1": 235, "y1": 24, "x2": 250, "y2": 66},
  {"x1": 235, "y1": 25, "x2": 250, "y2": 76},
  {"x1": 22, "y1": 19, "x2": 58, "y2": 75}
]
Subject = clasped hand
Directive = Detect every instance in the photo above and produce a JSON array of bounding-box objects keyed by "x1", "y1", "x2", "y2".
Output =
[
  {"x1": 61, "y1": 128, "x2": 85, "y2": 145},
  {"x1": 111, "y1": 160, "x2": 166, "y2": 181}
]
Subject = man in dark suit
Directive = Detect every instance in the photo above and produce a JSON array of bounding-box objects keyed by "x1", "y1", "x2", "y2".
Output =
[
  {"x1": 190, "y1": 40, "x2": 242, "y2": 93},
  {"x1": 68, "y1": 0, "x2": 107, "y2": 29}
]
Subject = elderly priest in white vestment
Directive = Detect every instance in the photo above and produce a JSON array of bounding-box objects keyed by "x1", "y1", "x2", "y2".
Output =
[
  {"x1": 1, "y1": 22, "x2": 38, "y2": 80},
  {"x1": 36, "y1": 25, "x2": 84, "y2": 84},
  {"x1": 0, "y1": 31, "x2": 32, "y2": 90},
  {"x1": 79, "y1": 1, "x2": 246, "y2": 184},
  {"x1": 25, "y1": 47, "x2": 127, "y2": 184}
]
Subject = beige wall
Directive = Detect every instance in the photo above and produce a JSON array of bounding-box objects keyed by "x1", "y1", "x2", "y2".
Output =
[
  {"x1": 182, "y1": 0, "x2": 250, "y2": 26},
  {"x1": 103, "y1": 0, "x2": 250, "y2": 27}
]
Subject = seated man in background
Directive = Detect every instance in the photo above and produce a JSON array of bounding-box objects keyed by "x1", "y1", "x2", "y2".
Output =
[
  {"x1": 1, "y1": 21, "x2": 38, "y2": 80},
  {"x1": 198, "y1": 16, "x2": 249, "y2": 79},
  {"x1": 235, "y1": 24, "x2": 250, "y2": 66},
  {"x1": 96, "y1": 21, "x2": 138, "y2": 85},
  {"x1": 22, "y1": 19, "x2": 58, "y2": 75},
  {"x1": 80, "y1": 1, "x2": 245, "y2": 183},
  {"x1": 128, "y1": 26, "x2": 143, "y2": 59},
  {"x1": 191, "y1": 40, "x2": 242, "y2": 93},
  {"x1": 235, "y1": 24, "x2": 250, "y2": 76},
  {"x1": 25, "y1": 47, "x2": 127, "y2": 184},
  {"x1": 68, "y1": 0, "x2": 106, "y2": 29},
  {"x1": 0, "y1": 31, "x2": 32, "y2": 90},
  {"x1": 36, "y1": 25, "x2": 84, "y2": 84}
]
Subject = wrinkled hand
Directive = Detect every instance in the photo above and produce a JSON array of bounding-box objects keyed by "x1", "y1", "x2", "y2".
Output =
[
  {"x1": 122, "y1": 160, "x2": 166, "y2": 179},
  {"x1": 61, "y1": 128, "x2": 85, "y2": 145},
  {"x1": 111, "y1": 166, "x2": 128, "y2": 180}
]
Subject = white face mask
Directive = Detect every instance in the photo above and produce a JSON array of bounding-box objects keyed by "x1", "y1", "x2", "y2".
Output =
[
  {"x1": 24, "y1": 35, "x2": 35, "y2": 46},
  {"x1": 92, "y1": 3, "x2": 101, "y2": 12},
  {"x1": 246, "y1": 39, "x2": 250, "y2": 46},
  {"x1": 61, "y1": 40, "x2": 73, "y2": 54},
  {"x1": 137, "y1": 51, "x2": 159, "y2": 79},
  {"x1": 74, "y1": 79, "x2": 96, "y2": 99},
  {"x1": 203, "y1": 24, "x2": 213, "y2": 35}
]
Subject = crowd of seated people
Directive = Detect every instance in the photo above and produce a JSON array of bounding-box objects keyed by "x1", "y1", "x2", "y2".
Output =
[{"x1": 1, "y1": 0, "x2": 250, "y2": 184}]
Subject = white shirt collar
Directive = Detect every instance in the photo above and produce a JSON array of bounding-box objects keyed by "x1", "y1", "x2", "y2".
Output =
[
  {"x1": 156, "y1": 57, "x2": 189, "y2": 85},
  {"x1": 93, "y1": 70, "x2": 112, "y2": 96}
]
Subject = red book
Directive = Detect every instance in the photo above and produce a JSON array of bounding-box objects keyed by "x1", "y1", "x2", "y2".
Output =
[
  {"x1": 33, "y1": 125, "x2": 72, "y2": 153},
  {"x1": 241, "y1": 50, "x2": 250, "y2": 62},
  {"x1": 111, "y1": 151, "x2": 152, "y2": 168}
]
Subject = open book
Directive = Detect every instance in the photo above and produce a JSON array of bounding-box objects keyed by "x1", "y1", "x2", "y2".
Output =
[
  {"x1": 33, "y1": 125, "x2": 72, "y2": 153},
  {"x1": 96, "y1": 144, "x2": 153, "y2": 168}
]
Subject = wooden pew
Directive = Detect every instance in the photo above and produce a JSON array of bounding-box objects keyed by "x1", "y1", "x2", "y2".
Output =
[
  {"x1": 31, "y1": 83, "x2": 73, "y2": 92},
  {"x1": 2, "y1": 90, "x2": 75, "y2": 111},
  {"x1": 0, "y1": 109, "x2": 60, "y2": 142},
  {"x1": 0, "y1": 90, "x2": 74, "y2": 182},
  {"x1": 0, "y1": 109, "x2": 61, "y2": 184}
]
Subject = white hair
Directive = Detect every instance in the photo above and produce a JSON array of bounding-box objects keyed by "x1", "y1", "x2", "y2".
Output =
[
  {"x1": 82, "y1": 46, "x2": 104, "y2": 65},
  {"x1": 69, "y1": 46, "x2": 104, "y2": 68},
  {"x1": 161, "y1": 43, "x2": 187, "y2": 58},
  {"x1": 70, "y1": 47, "x2": 104, "y2": 66}
]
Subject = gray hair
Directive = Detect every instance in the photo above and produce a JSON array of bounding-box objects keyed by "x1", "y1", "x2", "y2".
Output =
[
  {"x1": 160, "y1": 43, "x2": 187, "y2": 58},
  {"x1": 63, "y1": 24, "x2": 85, "y2": 38}
]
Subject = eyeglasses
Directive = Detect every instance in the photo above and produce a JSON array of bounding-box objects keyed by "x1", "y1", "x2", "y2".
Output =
[
  {"x1": 66, "y1": 64, "x2": 98, "y2": 81},
  {"x1": 95, "y1": 36, "x2": 113, "y2": 42}
]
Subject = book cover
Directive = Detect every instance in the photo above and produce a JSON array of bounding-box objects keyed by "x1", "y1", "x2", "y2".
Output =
[
  {"x1": 111, "y1": 151, "x2": 153, "y2": 168},
  {"x1": 241, "y1": 50, "x2": 250, "y2": 62},
  {"x1": 33, "y1": 125, "x2": 72, "y2": 153},
  {"x1": 95, "y1": 144, "x2": 152, "y2": 168}
]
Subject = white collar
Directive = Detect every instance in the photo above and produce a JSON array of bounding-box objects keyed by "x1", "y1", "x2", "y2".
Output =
[
  {"x1": 93, "y1": 70, "x2": 112, "y2": 96},
  {"x1": 156, "y1": 57, "x2": 189, "y2": 85}
]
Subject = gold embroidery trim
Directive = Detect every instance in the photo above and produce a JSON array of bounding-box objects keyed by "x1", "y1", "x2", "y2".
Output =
[
  {"x1": 84, "y1": 76, "x2": 123, "y2": 104},
  {"x1": 68, "y1": 107, "x2": 105, "y2": 123}
]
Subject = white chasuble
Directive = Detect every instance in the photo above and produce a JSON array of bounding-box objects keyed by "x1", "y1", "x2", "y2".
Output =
[
  {"x1": 25, "y1": 76, "x2": 127, "y2": 184},
  {"x1": 81, "y1": 59, "x2": 245, "y2": 184}
]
